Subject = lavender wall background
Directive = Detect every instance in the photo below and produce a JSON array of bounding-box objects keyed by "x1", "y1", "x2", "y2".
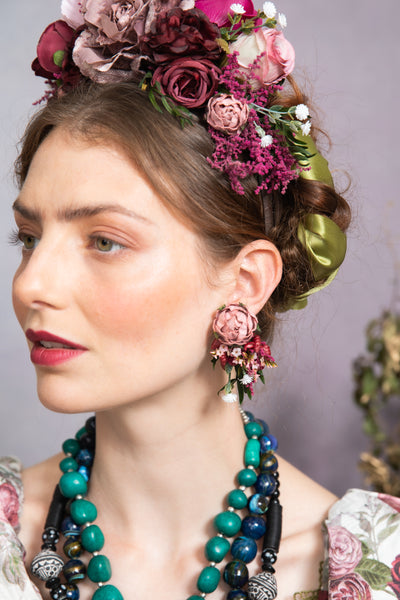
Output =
[{"x1": 0, "y1": 1, "x2": 399, "y2": 496}]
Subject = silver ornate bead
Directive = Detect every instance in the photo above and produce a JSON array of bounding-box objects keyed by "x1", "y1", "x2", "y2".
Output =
[
  {"x1": 30, "y1": 549, "x2": 64, "y2": 581},
  {"x1": 248, "y1": 571, "x2": 278, "y2": 600}
]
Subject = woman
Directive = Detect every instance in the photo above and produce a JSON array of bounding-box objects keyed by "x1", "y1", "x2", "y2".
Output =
[{"x1": 1, "y1": 1, "x2": 399, "y2": 599}]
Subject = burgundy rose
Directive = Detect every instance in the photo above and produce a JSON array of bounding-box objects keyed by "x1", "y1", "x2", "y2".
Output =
[
  {"x1": 213, "y1": 304, "x2": 258, "y2": 346},
  {"x1": 152, "y1": 57, "x2": 220, "y2": 108},
  {"x1": 0, "y1": 483, "x2": 20, "y2": 530},
  {"x1": 32, "y1": 19, "x2": 81, "y2": 86},
  {"x1": 140, "y1": 7, "x2": 221, "y2": 64},
  {"x1": 389, "y1": 555, "x2": 400, "y2": 598},
  {"x1": 328, "y1": 526, "x2": 363, "y2": 578},
  {"x1": 207, "y1": 93, "x2": 249, "y2": 135},
  {"x1": 329, "y1": 573, "x2": 372, "y2": 600},
  {"x1": 195, "y1": 0, "x2": 257, "y2": 27}
]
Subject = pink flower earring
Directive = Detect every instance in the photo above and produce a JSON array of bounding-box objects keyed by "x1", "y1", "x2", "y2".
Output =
[{"x1": 210, "y1": 303, "x2": 276, "y2": 403}]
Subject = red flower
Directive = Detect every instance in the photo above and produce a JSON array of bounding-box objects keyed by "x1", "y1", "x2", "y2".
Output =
[
  {"x1": 389, "y1": 555, "x2": 400, "y2": 599},
  {"x1": 141, "y1": 8, "x2": 221, "y2": 64},
  {"x1": 329, "y1": 573, "x2": 372, "y2": 600},
  {"x1": 195, "y1": 0, "x2": 257, "y2": 27},
  {"x1": 152, "y1": 57, "x2": 220, "y2": 108}
]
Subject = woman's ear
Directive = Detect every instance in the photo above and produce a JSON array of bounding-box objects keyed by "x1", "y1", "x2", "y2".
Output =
[{"x1": 228, "y1": 240, "x2": 282, "y2": 314}]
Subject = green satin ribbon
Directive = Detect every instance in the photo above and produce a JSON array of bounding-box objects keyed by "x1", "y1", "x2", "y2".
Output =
[
  {"x1": 296, "y1": 132, "x2": 334, "y2": 188},
  {"x1": 289, "y1": 214, "x2": 347, "y2": 310}
]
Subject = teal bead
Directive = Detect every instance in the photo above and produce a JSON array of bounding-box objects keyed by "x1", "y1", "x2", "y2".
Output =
[
  {"x1": 244, "y1": 439, "x2": 260, "y2": 468},
  {"x1": 59, "y1": 472, "x2": 87, "y2": 498},
  {"x1": 214, "y1": 511, "x2": 241, "y2": 536},
  {"x1": 62, "y1": 438, "x2": 80, "y2": 457},
  {"x1": 228, "y1": 489, "x2": 247, "y2": 510},
  {"x1": 237, "y1": 468, "x2": 257, "y2": 487},
  {"x1": 70, "y1": 499, "x2": 97, "y2": 525},
  {"x1": 87, "y1": 554, "x2": 112, "y2": 583},
  {"x1": 75, "y1": 426, "x2": 87, "y2": 441},
  {"x1": 59, "y1": 457, "x2": 78, "y2": 473},
  {"x1": 80, "y1": 524, "x2": 104, "y2": 552},
  {"x1": 197, "y1": 566, "x2": 220, "y2": 593},
  {"x1": 205, "y1": 536, "x2": 230, "y2": 563},
  {"x1": 244, "y1": 422, "x2": 263, "y2": 439},
  {"x1": 92, "y1": 584, "x2": 124, "y2": 600},
  {"x1": 186, "y1": 596, "x2": 203, "y2": 600}
]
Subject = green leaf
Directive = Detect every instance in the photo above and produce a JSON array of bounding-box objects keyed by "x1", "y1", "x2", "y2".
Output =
[
  {"x1": 361, "y1": 540, "x2": 372, "y2": 557},
  {"x1": 378, "y1": 523, "x2": 400, "y2": 543},
  {"x1": 355, "y1": 558, "x2": 392, "y2": 590},
  {"x1": 148, "y1": 89, "x2": 162, "y2": 113}
]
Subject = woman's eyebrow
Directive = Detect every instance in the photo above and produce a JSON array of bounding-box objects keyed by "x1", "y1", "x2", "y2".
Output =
[{"x1": 12, "y1": 198, "x2": 154, "y2": 225}]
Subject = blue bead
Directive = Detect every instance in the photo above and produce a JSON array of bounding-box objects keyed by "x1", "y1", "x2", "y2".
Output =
[
  {"x1": 231, "y1": 536, "x2": 257, "y2": 563},
  {"x1": 256, "y1": 418, "x2": 270, "y2": 435},
  {"x1": 223, "y1": 560, "x2": 249, "y2": 588},
  {"x1": 66, "y1": 584, "x2": 80, "y2": 599},
  {"x1": 63, "y1": 559, "x2": 86, "y2": 583},
  {"x1": 259, "y1": 434, "x2": 278, "y2": 453},
  {"x1": 227, "y1": 591, "x2": 249, "y2": 600},
  {"x1": 260, "y1": 453, "x2": 278, "y2": 473},
  {"x1": 241, "y1": 515, "x2": 266, "y2": 540},
  {"x1": 76, "y1": 449, "x2": 94, "y2": 467},
  {"x1": 244, "y1": 411, "x2": 255, "y2": 422},
  {"x1": 78, "y1": 465, "x2": 90, "y2": 482},
  {"x1": 61, "y1": 517, "x2": 81, "y2": 537},
  {"x1": 255, "y1": 473, "x2": 276, "y2": 496},
  {"x1": 248, "y1": 493, "x2": 269, "y2": 515}
]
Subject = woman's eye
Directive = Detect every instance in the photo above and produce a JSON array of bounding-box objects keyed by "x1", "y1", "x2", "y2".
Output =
[
  {"x1": 22, "y1": 234, "x2": 38, "y2": 250},
  {"x1": 94, "y1": 237, "x2": 125, "y2": 253}
]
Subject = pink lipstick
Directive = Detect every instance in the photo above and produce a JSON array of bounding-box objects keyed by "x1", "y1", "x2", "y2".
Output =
[{"x1": 26, "y1": 329, "x2": 88, "y2": 366}]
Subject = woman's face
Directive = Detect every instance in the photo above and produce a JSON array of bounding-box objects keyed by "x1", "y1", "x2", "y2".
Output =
[{"x1": 12, "y1": 128, "x2": 230, "y2": 413}]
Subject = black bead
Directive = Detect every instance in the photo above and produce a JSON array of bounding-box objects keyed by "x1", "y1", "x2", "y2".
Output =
[
  {"x1": 45, "y1": 577, "x2": 61, "y2": 590},
  {"x1": 78, "y1": 432, "x2": 95, "y2": 450},
  {"x1": 42, "y1": 527, "x2": 59, "y2": 546},
  {"x1": 85, "y1": 416, "x2": 96, "y2": 436},
  {"x1": 50, "y1": 584, "x2": 68, "y2": 600}
]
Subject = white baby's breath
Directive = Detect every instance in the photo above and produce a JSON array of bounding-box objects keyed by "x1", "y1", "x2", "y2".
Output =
[
  {"x1": 277, "y1": 12, "x2": 287, "y2": 28},
  {"x1": 301, "y1": 121, "x2": 312, "y2": 136},
  {"x1": 222, "y1": 392, "x2": 238, "y2": 403},
  {"x1": 261, "y1": 134, "x2": 273, "y2": 148},
  {"x1": 295, "y1": 104, "x2": 309, "y2": 121},
  {"x1": 263, "y1": 2, "x2": 277, "y2": 19},
  {"x1": 230, "y1": 3, "x2": 246, "y2": 14}
]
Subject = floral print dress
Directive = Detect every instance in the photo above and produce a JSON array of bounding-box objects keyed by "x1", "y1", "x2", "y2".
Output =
[{"x1": 0, "y1": 457, "x2": 399, "y2": 600}]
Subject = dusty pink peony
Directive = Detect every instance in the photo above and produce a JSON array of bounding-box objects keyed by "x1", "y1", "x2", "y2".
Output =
[
  {"x1": 213, "y1": 304, "x2": 258, "y2": 345},
  {"x1": 207, "y1": 94, "x2": 249, "y2": 134},
  {"x1": 61, "y1": 0, "x2": 85, "y2": 28},
  {"x1": 329, "y1": 573, "x2": 372, "y2": 600},
  {"x1": 0, "y1": 483, "x2": 20, "y2": 530},
  {"x1": 229, "y1": 27, "x2": 295, "y2": 86},
  {"x1": 328, "y1": 526, "x2": 363, "y2": 578},
  {"x1": 152, "y1": 57, "x2": 220, "y2": 108}
]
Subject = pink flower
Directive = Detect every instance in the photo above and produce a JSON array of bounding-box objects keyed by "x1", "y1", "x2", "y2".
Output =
[
  {"x1": 229, "y1": 28, "x2": 295, "y2": 86},
  {"x1": 0, "y1": 483, "x2": 20, "y2": 530},
  {"x1": 152, "y1": 57, "x2": 220, "y2": 108},
  {"x1": 195, "y1": 0, "x2": 257, "y2": 27},
  {"x1": 213, "y1": 304, "x2": 258, "y2": 345},
  {"x1": 207, "y1": 93, "x2": 249, "y2": 134},
  {"x1": 379, "y1": 494, "x2": 400, "y2": 513},
  {"x1": 328, "y1": 526, "x2": 363, "y2": 578},
  {"x1": 329, "y1": 573, "x2": 372, "y2": 600},
  {"x1": 389, "y1": 555, "x2": 400, "y2": 599}
]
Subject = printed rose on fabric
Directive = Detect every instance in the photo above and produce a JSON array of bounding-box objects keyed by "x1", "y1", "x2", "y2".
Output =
[
  {"x1": 379, "y1": 493, "x2": 400, "y2": 513},
  {"x1": 389, "y1": 555, "x2": 400, "y2": 599},
  {"x1": 213, "y1": 304, "x2": 258, "y2": 345},
  {"x1": 0, "y1": 483, "x2": 20, "y2": 530},
  {"x1": 32, "y1": 19, "x2": 81, "y2": 86},
  {"x1": 207, "y1": 94, "x2": 249, "y2": 134},
  {"x1": 329, "y1": 573, "x2": 372, "y2": 600},
  {"x1": 140, "y1": 8, "x2": 221, "y2": 64},
  {"x1": 152, "y1": 57, "x2": 220, "y2": 108},
  {"x1": 229, "y1": 28, "x2": 295, "y2": 86},
  {"x1": 328, "y1": 525, "x2": 363, "y2": 578},
  {"x1": 195, "y1": 0, "x2": 257, "y2": 27}
]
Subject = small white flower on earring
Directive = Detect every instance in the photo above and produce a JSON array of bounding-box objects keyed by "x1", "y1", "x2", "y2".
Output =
[{"x1": 222, "y1": 392, "x2": 238, "y2": 403}]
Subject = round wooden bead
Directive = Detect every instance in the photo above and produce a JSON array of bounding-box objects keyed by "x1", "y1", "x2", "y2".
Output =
[
  {"x1": 63, "y1": 559, "x2": 86, "y2": 583},
  {"x1": 80, "y1": 524, "x2": 104, "y2": 552},
  {"x1": 244, "y1": 422, "x2": 263, "y2": 439},
  {"x1": 92, "y1": 585, "x2": 124, "y2": 600},
  {"x1": 214, "y1": 511, "x2": 241, "y2": 537},
  {"x1": 244, "y1": 439, "x2": 260, "y2": 468},
  {"x1": 61, "y1": 517, "x2": 81, "y2": 538},
  {"x1": 237, "y1": 468, "x2": 257, "y2": 487},
  {"x1": 205, "y1": 536, "x2": 230, "y2": 563},
  {"x1": 70, "y1": 499, "x2": 97, "y2": 525},
  {"x1": 59, "y1": 472, "x2": 87, "y2": 498},
  {"x1": 62, "y1": 439, "x2": 80, "y2": 457},
  {"x1": 87, "y1": 554, "x2": 112, "y2": 583},
  {"x1": 30, "y1": 549, "x2": 64, "y2": 581},
  {"x1": 186, "y1": 596, "x2": 203, "y2": 600},
  {"x1": 197, "y1": 566, "x2": 220, "y2": 593},
  {"x1": 223, "y1": 559, "x2": 249, "y2": 588},
  {"x1": 59, "y1": 457, "x2": 79, "y2": 473},
  {"x1": 228, "y1": 489, "x2": 247, "y2": 510}
]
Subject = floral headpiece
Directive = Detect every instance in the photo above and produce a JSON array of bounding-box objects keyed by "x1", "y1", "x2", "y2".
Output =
[{"x1": 32, "y1": 0, "x2": 320, "y2": 196}]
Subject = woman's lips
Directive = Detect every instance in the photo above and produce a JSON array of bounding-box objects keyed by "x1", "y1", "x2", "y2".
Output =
[{"x1": 25, "y1": 329, "x2": 88, "y2": 366}]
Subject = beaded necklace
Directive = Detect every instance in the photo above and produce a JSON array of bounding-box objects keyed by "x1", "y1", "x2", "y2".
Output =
[{"x1": 30, "y1": 410, "x2": 282, "y2": 600}]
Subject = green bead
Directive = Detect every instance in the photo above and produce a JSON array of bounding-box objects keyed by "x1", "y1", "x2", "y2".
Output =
[
  {"x1": 244, "y1": 439, "x2": 260, "y2": 468},
  {"x1": 59, "y1": 457, "x2": 78, "y2": 473},
  {"x1": 214, "y1": 511, "x2": 241, "y2": 536},
  {"x1": 92, "y1": 584, "x2": 124, "y2": 600},
  {"x1": 62, "y1": 438, "x2": 80, "y2": 456},
  {"x1": 197, "y1": 566, "x2": 220, "y2": 593},
  {"x1": 59, "y1": 472, "x2": 87, "y2": 498},
  {"x1": 245, "y1": 422, "x2": 263, "y2": 439},
  {"x1": 70, "y1": 499, "x2": 97, "y2": 525},
  {"x1": 186, "y1": 596, "x2": 203, "y2": 600},
  {"x1": 237, "y1": 468, "x2": 257, "y2": 487},
  {"x1": 205, "y1": 536, "x2": 230, "y2": 563},
  {"x1": 228, "y1": 489, "x2": 248, "y2": 509},
  {"x1": 87, "y1": 554, "x2": 112, "y2": 583},
  {"x1": 81, "y1": 524, "x2": 104, "y2": 552},
  {"x1": 75, "y1": 426, "x2": 87, "y2": 441}
]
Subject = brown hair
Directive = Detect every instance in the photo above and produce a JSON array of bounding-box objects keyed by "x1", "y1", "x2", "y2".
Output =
[{"x1": 15, "y1": 81, "x2": 351, "y2": 339}]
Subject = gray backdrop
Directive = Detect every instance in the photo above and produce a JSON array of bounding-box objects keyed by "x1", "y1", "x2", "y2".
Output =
[{"x1": 1, "y1": 1, "x2": 399, "y2": 497}]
